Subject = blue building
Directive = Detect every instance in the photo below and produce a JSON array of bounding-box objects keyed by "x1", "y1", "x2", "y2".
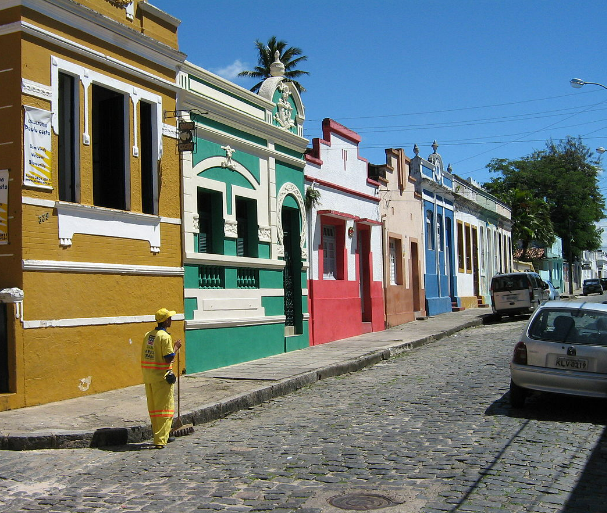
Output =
[{"x1": 410, "y1": 142, "x2": 457, "y2": 316}]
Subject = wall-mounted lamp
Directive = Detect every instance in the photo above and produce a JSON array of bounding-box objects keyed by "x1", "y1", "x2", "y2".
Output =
[{"x1": 178, "y1": 121, "x2": 196, "y2": 152}]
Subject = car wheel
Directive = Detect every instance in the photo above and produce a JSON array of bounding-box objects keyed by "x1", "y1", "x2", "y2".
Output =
[{"x1": 509, "y1": 380, "x2": 526, "y2": 408}]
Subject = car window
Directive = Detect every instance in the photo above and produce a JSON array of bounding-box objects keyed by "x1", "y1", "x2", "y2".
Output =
[
  {"x1": 492, "y1": 275, "x2": 528, "y2": 292},
  {"x1": 529, "y1": 308, "x2": 607, "y2": 346}
]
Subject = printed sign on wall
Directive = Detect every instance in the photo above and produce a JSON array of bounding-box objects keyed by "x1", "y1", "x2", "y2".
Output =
[
  {"x1": 23, "y1": 106, "x2": 52, "y2": 189},
  {"x1": 0, "y1": 169, "x2": 8, "y2": 244}
]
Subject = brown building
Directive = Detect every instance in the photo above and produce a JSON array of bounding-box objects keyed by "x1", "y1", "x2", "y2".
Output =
[{"x1": 370, "y1": 148, "x2": 426, "y2": 327}]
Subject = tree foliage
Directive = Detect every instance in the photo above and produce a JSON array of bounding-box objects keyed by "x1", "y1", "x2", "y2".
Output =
[
  {"x1": 238, "y1": 36, "x2": 309, "y2": 93},
  {"x1": 484, "y1": 136, "x2": 605, "y2": 262},
  {"x1": 504, "y1": 189, "x2": 555, "y2": 261}
]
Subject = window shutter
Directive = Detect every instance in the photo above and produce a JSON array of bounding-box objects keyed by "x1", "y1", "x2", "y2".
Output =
[{"x1": 198, "y1": 232, "x2": 208, "y2": 253}]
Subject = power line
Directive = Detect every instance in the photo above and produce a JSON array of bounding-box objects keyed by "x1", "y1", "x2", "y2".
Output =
[
  {"x1": 335, "y1": 104, "x2": 607, "y2": 133},
  {"x1": 306, "y1": 90, "x2": 600, "y2": 123}
]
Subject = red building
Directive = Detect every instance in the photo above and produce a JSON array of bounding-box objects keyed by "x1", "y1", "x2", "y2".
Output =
[{"x1": 305, "y1": 119, "x2": 385, "y2": 345}]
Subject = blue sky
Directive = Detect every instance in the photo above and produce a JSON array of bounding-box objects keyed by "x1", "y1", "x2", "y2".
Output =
[{"x1": 151, "y1": 1, "x2": 607, "y2": 193}]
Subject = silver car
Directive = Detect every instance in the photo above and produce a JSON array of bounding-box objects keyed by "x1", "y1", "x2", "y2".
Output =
[{"x1": 510, "y1": 301, "x2": 607, "y2": 408}]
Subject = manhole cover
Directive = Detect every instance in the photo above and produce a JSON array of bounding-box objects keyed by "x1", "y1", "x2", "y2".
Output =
[{"x1": 328, "y1": 493, "x2": 395, "y2": 511}]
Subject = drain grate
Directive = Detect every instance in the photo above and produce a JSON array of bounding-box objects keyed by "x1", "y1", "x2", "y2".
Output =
[{"x1": 328, "y1": 493, "x2": 396, "y2": 511}]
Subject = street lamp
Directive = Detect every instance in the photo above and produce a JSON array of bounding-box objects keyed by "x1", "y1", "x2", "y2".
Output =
[
  {"x1": 570, "y1": 78, "x2": 607, "y2": 294},
  {"x1": 568, "y1": 78, "x2": 604, "y2": 293},
  {"x1": 570, "y1": 78, "x2": 607, "y2": 91}
]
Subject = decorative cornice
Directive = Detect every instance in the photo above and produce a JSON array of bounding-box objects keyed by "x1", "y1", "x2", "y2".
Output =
[
  {"x1": 224, "y1": 220, "x2": 238, "y2": 238},
  {"x1": 105, "y1": 0, "x2": 132, "y2": 7},
  {"x1": 21, "y1": 78, "x2": 52, "y2": 100},
  {"x1": 138, "y1": 1, "x2": 181, "y2": 28},
  {"x1": 304, "y1": 176, "x2": 380, "y2": 203},
  {"x1": 21, "y1": 196, "x2": 182, "y2": 225},
  {"x1": 180, "y1": 62, "x2": 273, "y2": 110},
  {"x1": 179, "y1": 91, "x2": 309, "y2": 156},
  {"x1": 22, "y1": 312, "x2": 185, "y2": 329},
  {"x1": 192, "y1": 122, "x2": 306, "y2": 169},
  {"x1": 15, "y1": 0, "x2": 186, "y2": 69},
  {"x1": 186, "y1": 315, "x2": 286, "y2": 330},
  {"x1": 184, "y1": 252, "x2": 286, "y2": 270},
  {"x1": 15, "y1": 21, "x2": 178, "y2": 93},
  {"x1": 162, "y1": 123, "x2": 178, "y2": 139},
  {"x1": 23, "y1": 259, "x2": 184, "y2": 276}
]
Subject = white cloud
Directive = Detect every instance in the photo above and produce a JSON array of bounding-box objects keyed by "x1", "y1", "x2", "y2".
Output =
[{"x1": 212, "y1": 60, "x2": 248, "y2": 81}]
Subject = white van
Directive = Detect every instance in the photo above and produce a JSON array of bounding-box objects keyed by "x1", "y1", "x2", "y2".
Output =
[{"x1": 490, "y1": 272, "x2": 550, "y2": 318}]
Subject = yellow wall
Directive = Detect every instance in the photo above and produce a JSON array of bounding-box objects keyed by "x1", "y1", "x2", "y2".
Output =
[
  {"x1": 70, "y1": 1, "x2": 180, "y2": 50},
  {"x1": 20, "y1": 316, "x2": 185, "y2": 407},
  {"x1": 0, "y1": 29, "x2": 24, "y2": 287},
  {"x1": 22, "y1": 272, "x2": 183, "y2": 320},
  {"x1": 460, "y1": 296, "x2": 480, "y2": 310},
  {"x1": 21, "y1": 205, "x2": 182, "y2": 266},
  {"x1": 0, "y1": 0, "x2": 184, "y2": 411}
]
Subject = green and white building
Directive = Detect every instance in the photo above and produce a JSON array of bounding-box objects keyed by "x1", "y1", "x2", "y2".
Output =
[{"x1": 177, "y1": 56, "x2": 309, "y2": 372}]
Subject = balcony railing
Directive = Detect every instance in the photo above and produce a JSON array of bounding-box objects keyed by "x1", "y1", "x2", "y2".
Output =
[
  {"x1": 237, "y1": 268, "x2": 259, "y2": 289},
  {"x1": 199, "y1": 266, "x2": 224, "y2": 289}
]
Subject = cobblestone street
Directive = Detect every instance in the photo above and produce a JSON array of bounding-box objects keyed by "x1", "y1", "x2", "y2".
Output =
[{"x1": 1, "y1": 319, "x2": 607, "y2": 513}]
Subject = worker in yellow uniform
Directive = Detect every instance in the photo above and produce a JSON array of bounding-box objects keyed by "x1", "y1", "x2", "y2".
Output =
[{"x1": 141, "y1": 308, "x2": 182, "y2": 449}]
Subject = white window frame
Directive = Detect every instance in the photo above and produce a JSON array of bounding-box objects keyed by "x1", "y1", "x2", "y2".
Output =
[
  {"x1": 323, "y1": 225, "x2": 337, "y2": 279},
  {"x1": 50, "y1": 56, "x2": 163, "y2": 212},
  {"x1": 389, "y1": 239, "x2": 397, "y2": 285},
  {"x1": 426, "y1": 210, "x2": 434, "y2": 250}
]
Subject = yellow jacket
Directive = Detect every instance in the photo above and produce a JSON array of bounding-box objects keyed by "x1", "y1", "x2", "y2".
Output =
[{"x1": 141, "y1": 328, "x2": 175, "y2": 383}]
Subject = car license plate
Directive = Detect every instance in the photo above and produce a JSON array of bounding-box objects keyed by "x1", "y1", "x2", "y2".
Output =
[
  {"x1": 555, "y1": 357, "x2": 588, "y2": 370},
  {"x1": 505, "y1": 294, "x2": 518, "y2": 301}
]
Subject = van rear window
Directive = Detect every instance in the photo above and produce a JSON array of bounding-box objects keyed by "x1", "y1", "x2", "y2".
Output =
[{"x1": 492, "y1": 275, "x2": 528, "y2": 292}]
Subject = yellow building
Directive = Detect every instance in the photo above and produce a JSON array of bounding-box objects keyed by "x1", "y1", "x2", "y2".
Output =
[{"x1": 0, "y1": 0, "x2": 186, "y2": 410}]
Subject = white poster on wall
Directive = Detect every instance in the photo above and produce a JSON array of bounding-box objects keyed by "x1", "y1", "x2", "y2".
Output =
[
  {"x1": 0, "y1": 169, "x2": 8, "y2": 244},
  {"x1": 23, "y1": 106, "x2": 52, "y2": 189}
]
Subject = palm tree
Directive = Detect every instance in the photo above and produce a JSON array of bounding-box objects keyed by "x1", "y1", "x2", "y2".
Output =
[{"x1": 238, "y1": 36, "x2": 309, "y2": 93}]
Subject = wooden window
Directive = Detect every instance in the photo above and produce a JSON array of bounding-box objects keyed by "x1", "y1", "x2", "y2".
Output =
[
  {"x1": 480, "y1": 226, "x2": 485, "y2": 273},
  {"x1": 389, "y1": 237, "x2": 403, "y2": 285},
  {"x1": 457, "y1": 221, "x2": 465, "y2": 272},
  {"x1": 236, "y1": 197, "x2": 258, "y2": 257},
  {"x1": 323, "y1": 225, "x2": 337, "y2": 279},
  {"x1": 465, "y1": 223, "x2": 472, "y2": 273},
  {"x1": 92, "y1": 84, "x2": 127, "y2": 210},
  {"x1": 426, "y1": 210, "x2": 434, "y2": 250},
  {"x1": 58, "y1": 72, "x2": 78, "y2": 203},
  {"x1": 437, "y1": 214, "x2": 444, "y2": 251},
  {"x1": 389, "y1": 239, "x2": 397, "y2": 285},
  {"x1": 139, "y1": 101, "x2": 158, "y2": 215},
  {"x1": 197, "y1": 189, "x2": 223, "y2": 254}
]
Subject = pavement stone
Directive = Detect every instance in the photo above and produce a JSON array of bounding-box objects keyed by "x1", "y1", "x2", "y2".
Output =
[{"x1": 0, "y1": 306, "x2": 493, "y2": 451}]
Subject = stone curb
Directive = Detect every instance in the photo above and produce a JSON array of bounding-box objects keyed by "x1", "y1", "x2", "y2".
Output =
[{"x1": 0, "y1": 316, "x2": 484, "y2": 451}]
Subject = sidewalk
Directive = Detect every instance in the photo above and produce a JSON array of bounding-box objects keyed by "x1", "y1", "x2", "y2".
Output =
[{"x1": 1, "y1": 308, "x2": 496, "y2": 450}]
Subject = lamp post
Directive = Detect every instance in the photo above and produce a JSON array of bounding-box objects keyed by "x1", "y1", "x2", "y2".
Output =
[
  {"x1": 570, "y1": 78, "x2": 607, "y2": 91},
  {"x1": 569, "y1": 78, "x2": 607, "y2": 293}
]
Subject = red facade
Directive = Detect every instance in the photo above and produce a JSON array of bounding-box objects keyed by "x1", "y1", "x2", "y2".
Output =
[{"x1": 305, "y1": 119, "x2": 385, "y2": 345}]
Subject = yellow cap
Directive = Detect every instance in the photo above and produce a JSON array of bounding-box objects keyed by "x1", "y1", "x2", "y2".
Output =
[{"x1": 155, "y1": 308, "x2": 176, "y2": 323}]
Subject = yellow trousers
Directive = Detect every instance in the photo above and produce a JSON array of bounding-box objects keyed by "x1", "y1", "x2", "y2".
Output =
[{"x1": 145, "y1": 380, "x2": 174, "y2": 446}]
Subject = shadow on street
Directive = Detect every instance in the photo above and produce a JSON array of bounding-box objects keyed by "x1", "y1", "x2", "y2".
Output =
[
  {"x1": 480, "y1": 313, "x2": 531, "y2": 325},
  {"x1": 483, "y1": 392, "x2": 607, "y2": 512}
]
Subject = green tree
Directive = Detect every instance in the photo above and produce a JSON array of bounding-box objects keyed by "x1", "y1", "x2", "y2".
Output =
[
  {"x1": 238, "y1": 36, "x2": 309, "y2": 93},
  {"x1": 484, "y1": 136, "x2": 605, "y2": 293},
  {"x1": 505, "y1": 189, "x2": 555, "y2": 261}
]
